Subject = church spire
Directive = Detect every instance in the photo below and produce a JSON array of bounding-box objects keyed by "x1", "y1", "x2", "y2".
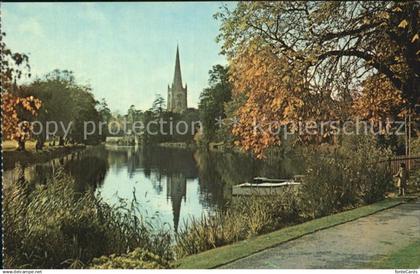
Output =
[
  {"x1": 172, "y1": 45, "x2": 183, "y2": 89},
  {"x1": 167, "y1": 45, "x2": 187, "y2": 113}
]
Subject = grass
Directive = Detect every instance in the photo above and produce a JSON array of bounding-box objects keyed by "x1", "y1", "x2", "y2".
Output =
[
  {"x1": 176, "y1": 198, "x2": 402, "y2": 269},
  {"x1": 174, "y1": 195, "x2": 299, "y2": 258},
  {"x1": 366, "y1": 240, "x2": 420, "y2": 269}
]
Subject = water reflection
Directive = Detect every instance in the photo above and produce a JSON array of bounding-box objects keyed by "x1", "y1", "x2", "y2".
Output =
[
  {"x1": 166, "y1": 173, "x2": 187, "y2": 231},
  {"x1": 4, "y1": 145, "x2": 304, "y2": 232}
]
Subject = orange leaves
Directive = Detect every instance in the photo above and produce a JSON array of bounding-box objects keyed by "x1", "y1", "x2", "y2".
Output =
[
  {"x1": 398, "y1": 19, "x2": 409, "y2": 29},
  {"x1": 228, "y1": 43, "x2": 309, "y2": 158},
  {"x1": 34, "y1": 99, "x2": 42, "y2": 110},
  {"x1": 352, "y1": 74, "x2": 405, "y2": 122},
  {"x1": 1, "y1": 91, "x2": 42, "y2": 141}
]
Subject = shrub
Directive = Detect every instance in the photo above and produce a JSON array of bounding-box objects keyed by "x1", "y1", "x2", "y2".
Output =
[
  {"x1": 90, "y1": 248, "x2": 172, "y2": 269},
  {"x1": 3, "y1": 169, "x2": 173, "y2": 269},
  {"x1": 410, "y1": 137, "x2": 420, "y2": 186},
  {"x1": 299, "y1": 134, "x2": 393, "y2": 218}
]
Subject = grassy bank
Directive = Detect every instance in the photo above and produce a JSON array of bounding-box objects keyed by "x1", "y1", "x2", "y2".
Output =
[
  {"x1": 366, "y1": 240, "x2": 420, "y2": 269},
  {"x1": 3, "y1": 140, "x2": 86, "y2": 170},
  {"x1": 176, "y1": 198, "x2": 402, "y2": 269}
]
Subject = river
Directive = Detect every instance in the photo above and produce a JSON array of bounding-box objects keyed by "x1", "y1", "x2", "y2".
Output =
[{"x1": 3, "y1": 145, "x2": 304, "y2": 232}]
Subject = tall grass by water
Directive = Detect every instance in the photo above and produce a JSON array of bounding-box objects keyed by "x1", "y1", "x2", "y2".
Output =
[
  {"x1": 175, "y1": 195, "x2": 300, "y2": 258},
  {"x1": 3, "y1": 169, "x2": 173, "y2": 269}
]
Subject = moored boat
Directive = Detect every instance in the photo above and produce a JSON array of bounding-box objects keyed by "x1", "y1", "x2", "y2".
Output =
[{"x1": 232, "y1": 176, "x2": 303, "y2": 196}]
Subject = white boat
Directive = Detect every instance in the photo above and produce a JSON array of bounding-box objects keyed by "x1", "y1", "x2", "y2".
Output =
[{"x1": 232, "y1": 177, "x2": 302, "y2": 196}]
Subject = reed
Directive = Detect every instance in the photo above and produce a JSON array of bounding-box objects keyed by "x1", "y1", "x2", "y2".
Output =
[
  {"x1": 174, "y1": 196, "x2": 299, "y2": 258},
  {"x1": 3, "y1": 169, "x2": 173, "y2": 269}
]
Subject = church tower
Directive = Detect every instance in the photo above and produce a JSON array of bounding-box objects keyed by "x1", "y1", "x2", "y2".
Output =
[{"x1": 167, "y1": 45, "x2": 187, "y2": 113}]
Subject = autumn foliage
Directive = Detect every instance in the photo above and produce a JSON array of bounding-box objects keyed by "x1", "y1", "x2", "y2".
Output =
[
  {"x1": 352, "y1": 75, "x2": 406, "y2": 122},
  {"x1": 229, "y1": 44, "x2": 341, "y2": 157},
  {"x1": 230, "y1": 45, "x2": 304, "y2": 157},
  {"x1": 1, "y1": 31, "x2": 42, "y2": 149},
  {"x1": 2, "y1": 92, "x2": 42, "y2": 146},
  {"x1": 217, "y1": 2, "x2": 418, "y2": 158}
]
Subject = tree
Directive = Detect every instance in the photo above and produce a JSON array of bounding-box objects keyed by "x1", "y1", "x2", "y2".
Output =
[
  {"x1": 216, "y1": 1, "x2": 419, "y2": 157},
  {"x1": 352, "y1": 74, "x2": 406, "y2": 122},
  {"x1": 126, "y1": 104, "x2": 142, "y2": 124},
  {"x1": 151, "y1": 94, "x2": 166, "y2": 116},
  {"x1": 228, "y1": 45, "x2": 318, "y2": 157},
  {"x1": 1, "y1": 31, "x2": 42, "y2": 150},
  {"x1": 21, "y1": 70, "x2": 76, "y2": 148},
  {"x1": 217, "y1": 1, "x2": 419, "y2": 108},
  {"x1": 69, "y1": 84, "x2": 101, "y2": 145},
  {"x1": 21, "y1": 70, "x2": 101, "y2": 147},
  {"x1": 98, "y1": 98, "x2": 112, "y2": 123},
  {"x1": 198, "y1": 65, "x2": 232, "y2": 143},
  {"x1": 175, "y1": 108, "x2": 200, "y2": 144},
  {"x1": 2, "y1": 92, "x2": 42, "y2": 150}
]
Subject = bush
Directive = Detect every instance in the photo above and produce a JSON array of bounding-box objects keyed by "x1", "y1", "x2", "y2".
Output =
[
  {"x1": 299, "y1": 134, "x2": 393, "y2": 218},
  {"x1": 3, "y1": 169, "x2": 173, "y2": 269},
  {"x1": 410, "y1": 137, "x2": 420, "y2": 185},
  {"x1": 90, "y1": 248, "x2": 172, "y2": 269}
]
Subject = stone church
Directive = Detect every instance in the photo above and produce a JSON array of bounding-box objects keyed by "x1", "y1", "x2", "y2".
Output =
[{"x1": 167, "y1": 46, "x2": 187, "y2": 113}]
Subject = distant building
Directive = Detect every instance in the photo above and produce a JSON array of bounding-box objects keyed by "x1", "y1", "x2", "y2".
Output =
[{"x1": 167, "y1": 46, "x2": 188, "y2": 113}]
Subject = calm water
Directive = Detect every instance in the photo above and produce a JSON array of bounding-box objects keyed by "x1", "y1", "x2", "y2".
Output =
[{"x1": 4, "y1": 145, "x2": 303, "y2": 231}]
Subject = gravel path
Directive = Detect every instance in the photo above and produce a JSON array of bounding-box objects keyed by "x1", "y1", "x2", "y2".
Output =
[{"x1": 221, "y1": 201, "x2": 420, "y2": 269}]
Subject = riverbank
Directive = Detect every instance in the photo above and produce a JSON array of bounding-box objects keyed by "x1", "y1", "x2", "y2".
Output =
[
  {"x1": 176, "y1": 197, "x2": 411, "y2": 269},
  {"x1": 2, "y1": 140, "x2": 86, "y2": 170},
  {"x1": 158, "y1": 142, "x2": 195, "y2": 149}
]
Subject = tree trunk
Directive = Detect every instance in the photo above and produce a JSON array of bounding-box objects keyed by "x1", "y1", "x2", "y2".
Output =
[
  {"x1": 17, "y1": 139, "x2": 26, "y2": 151},
  {"x1": 35, "y1": 134, "x2": 45, "y2": 151},
  {"x1": 59, "y1": 136, "x2": 65, "y2": 146}
]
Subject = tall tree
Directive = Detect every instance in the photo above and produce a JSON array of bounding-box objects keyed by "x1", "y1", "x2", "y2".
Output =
[
  {"x1": 151, "y1": 94, "x2": 166, "y2": 116},
  {"x1": 98, "y1": 98, "x2": 112, "y2": 124},
  {"x1": 21, "y1": 70, "x2": 101, "y2": 147},
  {"x1": 21, "y1": 70, "x2": 76, "y2": 148},
  {"x1": 217, "y1": 1, "x2": 419, "y2": 108},
  {"x1": 216, "y1": 1, "x2": 419, "y2": 157},
  {"x1": 198, "y1": 65, "x2": 232, "y2": 143}
]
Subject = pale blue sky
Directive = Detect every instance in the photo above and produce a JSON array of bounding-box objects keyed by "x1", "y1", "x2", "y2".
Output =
[{"x1": 2, "y1": 2, "x2": 233, "y2": 113}]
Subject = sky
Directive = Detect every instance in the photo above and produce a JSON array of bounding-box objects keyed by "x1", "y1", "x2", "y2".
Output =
[{"x1": 2, "y1": 2, "x2": 234, "y2": 113}]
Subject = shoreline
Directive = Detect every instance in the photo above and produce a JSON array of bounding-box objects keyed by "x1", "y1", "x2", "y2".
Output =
[{"x1": 2, "y1": 144, "x2": 87, "y2": 171}]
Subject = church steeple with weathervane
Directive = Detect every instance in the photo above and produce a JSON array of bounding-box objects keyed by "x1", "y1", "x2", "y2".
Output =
[{"x1": 167, "y1": 45, "x2": 187, "y2": 113}]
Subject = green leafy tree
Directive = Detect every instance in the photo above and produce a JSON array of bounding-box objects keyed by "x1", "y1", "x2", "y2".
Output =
[
  {"x1": 198, "y1": 65, "x2": 232, "y2": 144},
  {"x1": 21, "y1": 70, "x2": 102, "y2": 147},
  {"x1": 69, "y1": 85, "x2": 101, "y2": 145},
  {"x1": 151, "y1": 94, "x2": 166, "y2": 116},
  {"x1": 98, "y1": 98, "x2": 112, "y2": 124}
]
